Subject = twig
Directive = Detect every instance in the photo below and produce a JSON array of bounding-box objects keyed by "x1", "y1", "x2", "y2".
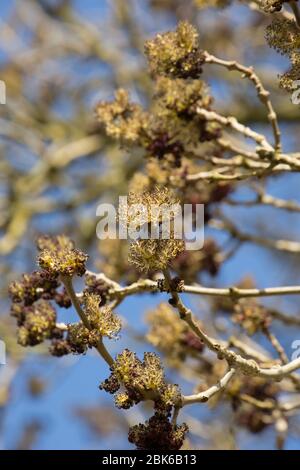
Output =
[
  {"x1": 204, "y1": 52, "x2": 281, "y2": 152},
  {"x1": 182, "y1": 369, "x2": 236, "y2": 405}
]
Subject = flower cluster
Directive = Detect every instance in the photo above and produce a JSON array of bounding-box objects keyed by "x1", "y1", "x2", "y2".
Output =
[
  {"x1": 95, "y1": 22, "x2": 221, "y2": 181},
  {"x1": 9, "y1": 270, "x2": 60, "y2": 306},
  {"x1": 265, "y1": 18, "x2": 300, "y2": 91},
  {"x1": 194, "y1": 0, "x2": 231, "y2": 8},
  {"x1": 150, "y1": 75, "x2": 218, "y2": 153},
  {"x1": 8, "y1": 238, "x2": 81, "y2": 347},
  {"x1": 51, "y1": 294, "x2": 121, "y2": 356},
  {"x1": 83, "y1": 293, "x2": 121, "y2": 340},
  {"x1": 95, "y1": 89, "x2": 148, "y2": 145},
  {"x1": 266, "y1": 19, "x2": 300, "y2": 56},
  {"x1": 232, "y1": 299, "x2": 272, "y2": 335},
  {"x1": 144, "y1": 21, "x2": 204, "y2": 78},
  {"x1": 261, "y1": 0, "x2": 288, "y2": 13},
  {"x1": 8, "y1": 235, "x2": 120, "y2": 354},
  {"x1": 100, "y1": 349, "x2": 181, "y2": 411},
  {"x1": 12, "y1": 300, "x2": 59, "y2": 347},
  {"x1": 128, "y1": 412, "x2": 188, "y2": 450},
  {"x1": 172, "y1": 238, "x2": 221, "y2": 283},
  {"x1": 129, "y1": 238, "x2": 184, "y2": 273},
  {"x1": 37, "y1": 235, "x2": 88, "y2": 277},
  {"x1": 83, "y1": 273, "x2": 110, "y2": 306},
  {"x1": 279, "y1": 53, "x2": 300, "y2": 91},
  {"x1": 123, "y1": 187, "x2": 185, "y2": 272},
  {"x1": 228, "y1": 375, "x2": 279, "y2": 434},
  {"x1": 146, "y1": 303, "x2": 204, "y2": 366}
]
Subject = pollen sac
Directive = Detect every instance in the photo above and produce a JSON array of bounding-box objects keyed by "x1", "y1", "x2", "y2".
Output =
[{"x1": 37, "y1": 235, "x2": 88, "y2": 277}]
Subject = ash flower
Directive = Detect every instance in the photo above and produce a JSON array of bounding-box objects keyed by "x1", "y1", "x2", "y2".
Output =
[
  {"x1": 129, "y1": 238, "x2": 185, "y2": 272},
  {"x1": 114, "y1": 392, "x2": 135, "y2": 410},
  {"x1": 95, "y1": 89, "x2": 148, "y2": 144},
  {"x1": 261, "y1": 0, "x2": 287, "y2": 12},
  {"x1": 195, "y1": 0, "x2": 231, "y2": 7},
  {"x1": 17, "y1": 300, "x2": 57, "y2": 346},
  {"x1": 154, "y1": 76, "x2": 211, "y2": 115},
  {"x1": 100, "y1": 349, "x2": 181, "y2": 411},
  {"x1": 232, "y1": 299, "x2": 272, "y2": 335},
  {"x1": 265, "y1": 18, "x2": 300, "y2": 56},
  {"x1": 128, "y1": 412, "x2": 188, "y2": 450},
  {"x1": 83, "y1": 274, "x2": 110, "y2": 306},
  {"x1": 9, "y1": 271, "x2": 59, "y2": 306},
  {"x1": 37, "y1": 235, "x2": 88, "y2": 277},
  {"x1": 49, "y1": 339, "x2": 72, "y2": 357},
  {"x1": 82, "y1": 293, "x2": 122, "y2": 340},
  {"x1": 146, "y1": 303, "x2": 204, "y2": 365},
  {"x1": 145, "y1": 21, "x2": 204, "y2": 78},
  {"x1": 121, "y1": 187, "x2": 185, "y2": 272},
  {"x1": 67, "y1": 323, "x2": 90, "y2": 354},
  {"x1": 121, "y1": 186, "x2": 181, "y2": 229},
  {"x1": 279, "y1": 52, "x2": 300, "y2": 91}
]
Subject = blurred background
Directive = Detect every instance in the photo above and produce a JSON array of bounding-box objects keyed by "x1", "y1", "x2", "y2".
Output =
[{"x1": 0, "y1": 0, "x2": 300, "y2": 450}]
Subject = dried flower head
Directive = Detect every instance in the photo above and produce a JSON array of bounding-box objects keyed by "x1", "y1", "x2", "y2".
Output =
[
  {"x1": 37, "y1": 235, "x2": 88, "y2": 277},
  {"x1": 128, "y1": 412, "x2": 188, "y2": 450},
  {"x1": 145, "y1": 21, "x2": 204, "y2": 78}
]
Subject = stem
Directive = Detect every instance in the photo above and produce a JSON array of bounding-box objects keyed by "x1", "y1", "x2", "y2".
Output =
[
  {"x1": 61, "y1": 275, "x2": 114, "y2": 367},
  {"x1": 290, "y1": 1, "x2": 300, "y2": 28},
  {"x1": 162, "y1": 268, "x2": 300, "y2": 379},
  {"x1": 182, "y1": 369, "x2": 236, "y2": 406}
]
